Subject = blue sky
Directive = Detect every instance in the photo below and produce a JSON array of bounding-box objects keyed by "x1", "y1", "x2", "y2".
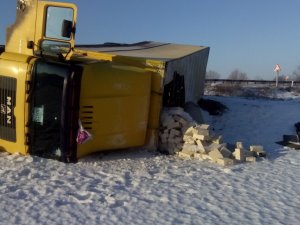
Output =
[{"x1": 1, "y1": 0, "x2": 300, "y2": 79}]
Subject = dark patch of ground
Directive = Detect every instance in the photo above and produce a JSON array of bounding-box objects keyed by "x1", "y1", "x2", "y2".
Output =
[{"x1": 197, "y1": 98, "x2": 228, "y2": 116}]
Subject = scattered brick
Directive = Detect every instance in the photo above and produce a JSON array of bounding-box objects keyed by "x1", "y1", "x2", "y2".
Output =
[
  {"x1": 209, "y1": 149, "x2": 224, "y2": 162},
  {"x1": 220, "y1": 146, "x2": 232, "y2": 158},
  {"x1": 236, "y1": 142, "x2": 244, "y2": 149},
  {"x1": 233, "y1": 148, "x2": 245, "y2": 162},
  {"x1": 246, "y1": 156, "x2": 257, "y2": 162},
  {"x1": 217, "y1": 158, "x2": 234, "y2": 166},
  {"x1": 195, "y1": 140, "x2": 206, "y2": 153},
  {"x1": 250, "y1": 145, "x2": 266, "y2": 157},
  {"x1": 193, "y1": 133, "x2": 210, "y2": 141},
  {"x1": 178, "y1": 150, "x2": 194, "y2": 159},
  {"x1": 159, "y1": 108, "x2": 266, "y2": 166},
  {"x1": 211, "y1": 135, "x2": 223, "y2": 144}
]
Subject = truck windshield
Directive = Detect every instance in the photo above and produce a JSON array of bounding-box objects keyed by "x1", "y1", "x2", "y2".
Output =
[{"x1": 29, "y1": 60, "x2": 70, "y2": 160}]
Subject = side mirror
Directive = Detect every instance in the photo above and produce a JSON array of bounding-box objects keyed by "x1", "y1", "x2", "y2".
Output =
[{"x1": 61, "y1": 20, "x2": 74, "y2": 38}]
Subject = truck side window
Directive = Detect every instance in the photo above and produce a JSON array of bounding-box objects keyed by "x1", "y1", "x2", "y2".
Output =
[{"x1": 45, "y1": 7, "x2": 74, "y2": 40}]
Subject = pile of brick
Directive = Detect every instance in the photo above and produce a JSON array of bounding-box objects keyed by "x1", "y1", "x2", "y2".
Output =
[
  {"x1": 159, "y1": 108, "x2": 196, "y2": 154},
  {"x1": 159, "y1": 107, "x2": 266, "y2": 166}
]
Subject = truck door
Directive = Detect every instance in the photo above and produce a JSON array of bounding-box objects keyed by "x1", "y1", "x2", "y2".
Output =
[
  {"x1": 28, "y1": 59, "x2": 82, "y2": 162},
  {"x1": 6, "y1": 1, "x2": 77, "y2": 57}
]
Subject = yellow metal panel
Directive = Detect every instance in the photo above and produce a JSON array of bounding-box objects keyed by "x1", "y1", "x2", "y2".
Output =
[
  {"x1": 0, "y1": 54, "x2": 31, "y2": 155},
  {"x1": 77, "y1": 62, "x2": 152, "y2": 158},
  {"x1": 72, "y1": 53, "x2": 165, "y2": 143},
  {"x1": 73, "y1": 51, "x2": 166, "y2": 93},
  {"x1": 80, "y1": 62, "x2": 152, "y2": 97},
  {"x1": 113, "y1": 56, "x2": 165, "y2": 94},
  {"x1": 73, "y1": 49, "x2": 114, "y2": 62},
  {"x1": 147, "y1": 92, "x2": 162, "y2": 129},
  {"x1": 0, "y1": 52, "x2": 32, "y2": 63},
  {"x1": 5, "y1": 0, "x2": 38, "y2": 55}
]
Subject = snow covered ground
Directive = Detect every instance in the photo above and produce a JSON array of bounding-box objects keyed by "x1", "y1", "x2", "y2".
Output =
[{"x1": 1, "y1": 89, "x2": 300, "y2": 225}]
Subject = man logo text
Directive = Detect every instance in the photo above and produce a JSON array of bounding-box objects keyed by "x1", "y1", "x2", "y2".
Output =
[{"x1": 1, "y1": 96, "x2": 12, "y2": 124}]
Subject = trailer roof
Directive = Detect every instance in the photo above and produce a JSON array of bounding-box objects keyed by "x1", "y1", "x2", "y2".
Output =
[{"x1": 76, "y1": 41, "x2": 208, "y2": 61}]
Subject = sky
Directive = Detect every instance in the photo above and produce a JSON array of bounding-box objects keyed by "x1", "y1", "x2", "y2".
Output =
[{"x1": 0, "y1": 0, "x2": 300, "y2": 79}]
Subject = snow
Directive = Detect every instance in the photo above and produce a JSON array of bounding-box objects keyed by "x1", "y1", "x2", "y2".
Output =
[
  {"x1": 203, "y1": 96, "x2": 300, "y2": 151},
  {"x1": 1, "y1": 89, "x2": 300, "y2": 225}
]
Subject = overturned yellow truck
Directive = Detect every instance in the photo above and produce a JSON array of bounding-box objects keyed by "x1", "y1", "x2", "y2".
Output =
[{"x1": 0, "y1": 0, "x2": 209, "y2": 162}]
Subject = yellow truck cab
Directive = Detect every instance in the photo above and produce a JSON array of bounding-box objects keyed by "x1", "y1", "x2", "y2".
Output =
[
  {"x1": 0, "y1": 0, "x2": 154, "y2": 162},
  {"x1": 0, "y1": 0, "x2": 209, "y2": 162}
]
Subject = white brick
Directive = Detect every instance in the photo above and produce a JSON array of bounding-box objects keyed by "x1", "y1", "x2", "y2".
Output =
[
  {"x1": 183, "y1": 136, "x2": 195, "y2": 144},
  {"x1": 172, "y1": 115, "x2": 182, "y2": 122},
  {"x1": 183, "y1": 133, "x2": 192, "y2": 140},
  {"x1": 167, "y1": 142, "x2": 176, "y2": 151},
  {"x1": 246, "y1": 156, "x2": 256, "y2": 162},
  {"x1": 160, "y1": 134, "x2": 168, "y2": 144},
  {"x1": 174, "y1": 137, "x2": 183, "y2": 145},
  {"x1": 250, "y1": 145, "x2": 266, "y2": 157},
  {"x1": 233, "y1": 148, "x2": 245, "y2": 162},
  {"x1": 184, "y1": 127, "x2": 195, "y2": 136},
  {"x1": 249, "y1": 145, "x2": 263, "y2": 151},
  {"x1": 201, "y1": 154, "x2": 213, "y2": 161},
  {"x1": 167, "y1": 121, "x2": 181, "y2": 130},
  {"x1": 220, "y1": 147, "x2": 232, "y2": 158},
  {"x1": 233, "y1": 147, "x2": 256, "y2": 161},
  {"x1": 217, "y1": 158, "x2": 234, "y2": 166},
  {"x1": 205, "y1": 143, "x2": 227, "y2": 152},
  {"x1": 193, "y1": 152, "x2": 203, "y2": 160},
  {"x1": 188, "y1": 121, "x2": 198, "y2": 127},
  {"x1": 173, "y1": 115, "x2": 188, "y2": 125},
  {"x1": 195, "y1": 140, "x2": 206, "y2": 153},
  {"x1": 195, "y1": 127, "x2": 210, "y2": 136},
  {"x1": 211, "y1": 135, "x2": 223, "y2": 144},
  {"x1": 162, "y1": 129, "x2": 169, "y2": 135},
  {"x1": 182, "y1": 143, "x2": 199, "y2": 153},
  {"x1": 181, "y1": 125, "x2": 190, "y2": 133},
  {"x1": 161, "y1": 116, "x2": 174, "y2": 127},
  {"x1": 169, "y1": 129, "x2": 181, "y2": 138},
  {"x1": 199, "y1": 124, "x2": 210, "y2": 130},
  {"x1": 173, "y1": 146, "x2": 182, "y2": 154},
  {"x1": 178, "y1": 150, "x2": 194, "y2": 159},
  {"x1": 176, "y1": 141, "x2": 184, "y2": 148},
  {"x1": 243, "y1": 149, "x2": 254, "y2": 157},
  {"x1": 160, "y1": 129, "x2": 169, "y2": 138},
  {"x1": 166, "y1": 142, "x2": 183, "y2": 154},
  {"x1": 236, "y1": 142, "x2": 244, "y2": 149},
  {"x1": 209, "y1": 149, "x2": 224, "y2": 162},
  {"x1": 193, "y1": 133, "x2": 210, "y2": 141},
  {"x1": 168, "y1": 137, "x2": 183, "y2": 145}
]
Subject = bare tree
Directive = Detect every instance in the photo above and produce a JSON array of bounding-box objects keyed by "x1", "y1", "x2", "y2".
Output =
[
  {"x1": 294, "y1": 75, "x2": 300, "y2": 81},
  {"x1": 227, "y1": 69, "x2": 248, "y2": 80},
  {"x1": 255, "y1": 76, "x2": 264, "y2": 80},
  {"x1": 206, "y1": 70, "x2": 221, "y2": 79},
  {"x1": 277, "y1": 75, "x2": 288, "y2": 81}
]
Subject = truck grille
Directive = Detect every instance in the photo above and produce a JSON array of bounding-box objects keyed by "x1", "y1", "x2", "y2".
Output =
[
  {"x1": 0, "y1": 75, "x2": 17, "y2": 142},
  {"x1": 80, "y1": 105, "x2": 94, "y2": 130}
]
